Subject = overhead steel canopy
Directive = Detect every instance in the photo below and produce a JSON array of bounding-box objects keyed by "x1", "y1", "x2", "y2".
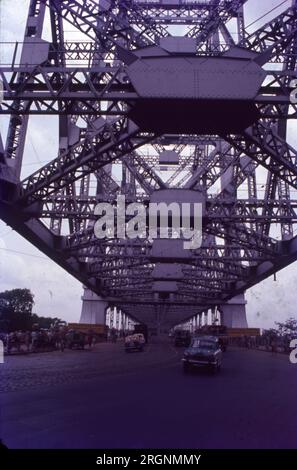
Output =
[{"x1": 1, "y1": 0, "x2": 297, "y2": 327}]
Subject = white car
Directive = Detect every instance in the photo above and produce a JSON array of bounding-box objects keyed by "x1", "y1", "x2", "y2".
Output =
[{"x1": 125, "y1": 333, "x2": 145, "y2": 352}]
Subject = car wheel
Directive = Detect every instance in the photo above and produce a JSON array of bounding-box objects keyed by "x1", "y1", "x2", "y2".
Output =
[{"x1": 183, "y1": 362, "x2": 191, "y2": 374}]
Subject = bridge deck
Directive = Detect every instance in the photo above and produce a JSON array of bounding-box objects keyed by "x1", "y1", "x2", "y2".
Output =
[{"x1": 0, "y1": 339, "x2": 296, "y2": 449}]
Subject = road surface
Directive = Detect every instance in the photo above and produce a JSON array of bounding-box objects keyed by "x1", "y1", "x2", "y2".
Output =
[{"x1": 0, "y1": 339, "x2": 296, "y2": 448}]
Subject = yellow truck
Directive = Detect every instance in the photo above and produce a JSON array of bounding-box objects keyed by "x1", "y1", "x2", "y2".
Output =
[{"x1": 68, "y1": 323, "x2": 109, "y2": 340}]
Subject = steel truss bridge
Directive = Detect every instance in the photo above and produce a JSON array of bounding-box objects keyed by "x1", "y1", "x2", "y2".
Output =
[{"x1": 1, "y1": 0, "x2": 297, "y2": 328}]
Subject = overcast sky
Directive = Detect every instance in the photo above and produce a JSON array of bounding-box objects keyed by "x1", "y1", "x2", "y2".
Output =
[{"x1": 0, "y1": 0, "x2": 296, "y2": 328}]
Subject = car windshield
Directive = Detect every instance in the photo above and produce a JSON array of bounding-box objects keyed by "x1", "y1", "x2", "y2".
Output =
[{"x1": 191, "y1": 339, "x2": 216, "y2": 350}]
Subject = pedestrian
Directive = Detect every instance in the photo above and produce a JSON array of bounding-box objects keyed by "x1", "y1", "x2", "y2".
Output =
[
  {"x1": 87, "y1": 330, "x2": 93, "y2": 349},
  {"x1": 25, "y1": 331, "x2": 31, "y2": 353},
  {"x1": 111, "y1": 328, "x2": 117, "y2": 343}
]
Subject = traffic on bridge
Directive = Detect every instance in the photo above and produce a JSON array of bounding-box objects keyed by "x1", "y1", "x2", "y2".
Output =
[{"x1": 0, "y1": 0, "x2": 297, "y2": 462}]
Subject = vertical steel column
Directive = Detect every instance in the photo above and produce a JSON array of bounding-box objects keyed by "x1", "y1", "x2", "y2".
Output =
[
  {"x1": 5, "y1": 0, "x2": 46, "y2": 179},
  {"x1": 49, "y1": 0, "x2": 66, "y2": 235},
  {"x1": 276, "y1": 0, "x2": 297, "y2": 240}
]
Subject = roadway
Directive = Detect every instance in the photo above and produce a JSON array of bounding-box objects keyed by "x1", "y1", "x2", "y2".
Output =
[{"x1": 0, "y1": 339, "x2": 296, "y2": 448}]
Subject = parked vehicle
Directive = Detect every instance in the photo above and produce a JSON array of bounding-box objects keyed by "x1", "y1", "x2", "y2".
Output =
[
  {"x1": 68, "y1": 323, "x2": 109, "y2": 341},
  {"x1": 66, "y1": 330, "x2": 86, "y2": 350},
  {"x1": 195, "y1": 325, "x2": 229, "y2": 351},
  {"x1": 182, "y1": 335, "x2": 222, "y2": 373},
  {"x1": 125, "y1": 333, "x2": 145, "y2": 352},
  {"x1": 174, "y1": 329, "x2": 191, "y2": 347}
]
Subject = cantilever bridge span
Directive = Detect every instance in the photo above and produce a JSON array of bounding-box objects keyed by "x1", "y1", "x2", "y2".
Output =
[{"x1": 1, "y1": 0, "x2": 297, "y2": 329}]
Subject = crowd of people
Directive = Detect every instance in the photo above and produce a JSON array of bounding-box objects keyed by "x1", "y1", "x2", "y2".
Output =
[
  {"x1": 0, "y1": 324, "x2": 138, "y2": 356},
  {"x1": 0, "y1": 324, "x2": 96, "y2": 355},
  {"x1": 229, "y1": 334, "x2": 293, "y2": 353}
]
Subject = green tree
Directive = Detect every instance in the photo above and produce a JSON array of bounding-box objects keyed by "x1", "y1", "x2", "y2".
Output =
[
  {"x1": 0, "y1": 288, "x2": 34, "y2": 314},
  {"x1": 275, "y1": 317, "x2": 297, "y2": 337},
  {"x1": 0, "y1": 288, "x2": 34, "y2": 332},
  {"x1": 0, "y1": 288, "x2": 64, "y2": 332},
  {"x1": 30, "y1": 313, "x2": 63, "y2": 329}
]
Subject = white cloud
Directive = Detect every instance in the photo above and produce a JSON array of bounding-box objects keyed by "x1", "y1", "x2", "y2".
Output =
[
  {"x1": 0, "y1": 233, "x2": 82, "y2": 322},
  {"x1": 246, "y1": 265, "x2": 297, "y2": 328}
]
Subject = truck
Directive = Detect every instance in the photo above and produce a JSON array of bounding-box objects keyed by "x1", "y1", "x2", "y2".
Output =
[
  {"x1": 67, "y1": 323, "x2": 109, "y2": 341},
  {"x1": 174, "y1": 329, "x2": 191, "y2": 347},
  {"x1": 194, "y1": 326, "x2": 261, "y2": 351}
]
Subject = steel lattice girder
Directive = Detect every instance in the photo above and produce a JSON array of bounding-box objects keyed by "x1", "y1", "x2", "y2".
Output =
[
  {"x1": 33, "y1": 196, "x2": 297, "y2": 222},
  {"x1": 0, "y1": 66, "x2": 294, "y2": 114},
  {"x1": 1, "y1": 0, "x2": 297, "y2": 324}
]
